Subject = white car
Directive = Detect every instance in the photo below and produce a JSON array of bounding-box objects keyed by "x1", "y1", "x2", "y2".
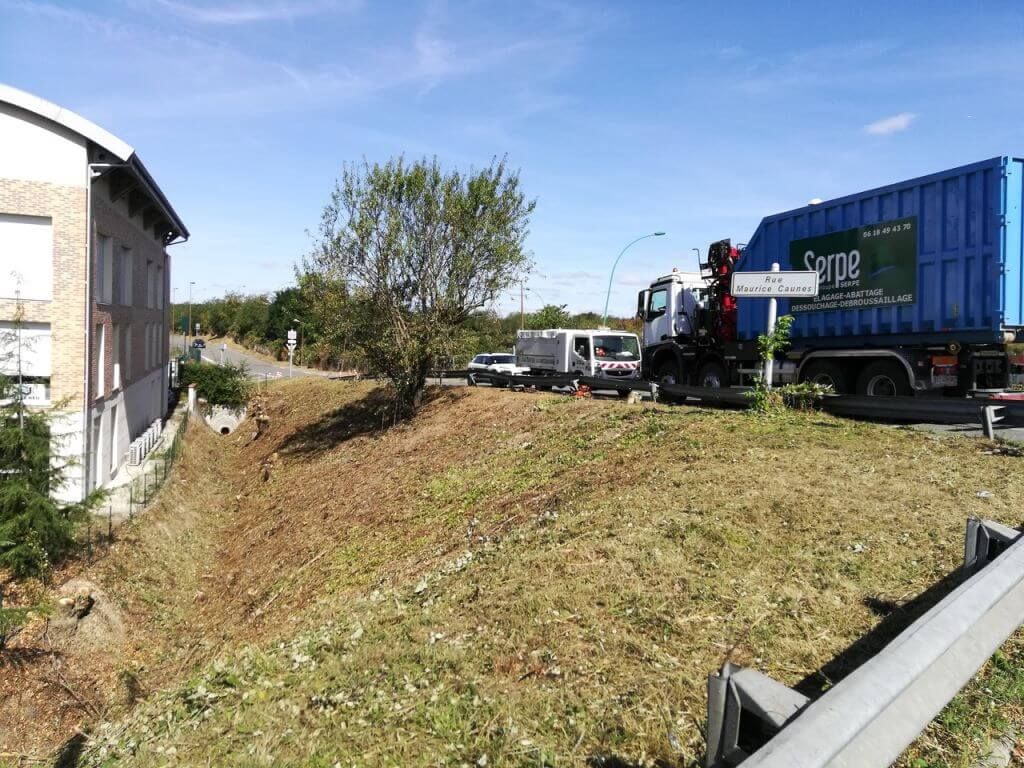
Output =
[{"x1": 467, "y1": 353, "x2": 530, "y2": 377}]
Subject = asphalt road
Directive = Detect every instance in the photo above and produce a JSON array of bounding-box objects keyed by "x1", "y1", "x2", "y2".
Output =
[
  {"x1": 168, "y1": 340, "x2": 1024, "y2": 441},
  {"x1": 170, "y1": 336, "x2": 326, "y2": 380}
]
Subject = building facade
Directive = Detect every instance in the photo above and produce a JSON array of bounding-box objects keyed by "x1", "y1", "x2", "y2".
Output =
[{"x1": 0, "y1": 84, "x2": 188, "y2": 501}]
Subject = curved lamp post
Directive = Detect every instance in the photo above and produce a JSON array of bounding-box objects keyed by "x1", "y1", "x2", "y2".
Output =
[{"x1": 602, "y1": 231, "x2": 666, "y2": 326}]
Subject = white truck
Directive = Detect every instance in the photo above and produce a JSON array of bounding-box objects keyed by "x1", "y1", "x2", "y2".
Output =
[{"x1": 515, "y1": 329, "x2": 643, "y2": 380}]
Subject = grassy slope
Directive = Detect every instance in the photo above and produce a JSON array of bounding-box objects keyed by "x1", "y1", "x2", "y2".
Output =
[{"x1": 69, "y1": 380, "x2": 1023, "y2": 767}]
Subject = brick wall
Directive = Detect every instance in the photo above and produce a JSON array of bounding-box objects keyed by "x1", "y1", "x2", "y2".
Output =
[{"x1": 90, "y1": 184, "x2": 170, "y2": 404}]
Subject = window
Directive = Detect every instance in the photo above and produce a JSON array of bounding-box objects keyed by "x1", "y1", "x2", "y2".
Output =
[
  {"x1": 144, "y1": 322, "x2": 151, "y2": 370},
  {"x1": 120, "y1": 247, "x2": 133, "y2": 305},
  {"x1": 573, "y1": 337, "x2": 591, "y2": 360},
  {"x1": 156, "y1": 263, "x2": 164, "y2": 309},
  {"x1": 492, "y1": 355, "x2": 515, "y2": 364},
  {"x1": 146, "y1": 260, "x2": 155, "y2": 309},
  {"x1": 648, "y1": 289, "x2": 668, "y2": 318},
  {"x1": 0, "y1": 214, "x2": 52, "y2": 300},
  {"x1": 95, "y1": 323, "x2": 105, "y2": 397},
  {"x1": 593, "y1": 335, "x2": 640, "y2": 361},
  {"x1": 112, "y1": 323, "x2": 121, "y2": 390},
  {"x1": 17, "y1": 377, "x2": 50, "y2": 405},
  {"x1": 0, "y1": 321, "x2": 51, "y2": 377},
  {"x1": 95, "y1": 234, "x2": 113, "y2": 304}
]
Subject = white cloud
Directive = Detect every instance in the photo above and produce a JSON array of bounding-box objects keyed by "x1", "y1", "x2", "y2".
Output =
[
  {"x1": 863, "y1": 112, "x2": 916, "y2": 135},
  {"x1": 154, "y1": 0, "x2": 357, "y2": 25}
]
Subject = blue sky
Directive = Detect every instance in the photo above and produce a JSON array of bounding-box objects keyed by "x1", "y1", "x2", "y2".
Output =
[{"x1": 3, "y1": 0, "x2": 1024, "y2": 317}]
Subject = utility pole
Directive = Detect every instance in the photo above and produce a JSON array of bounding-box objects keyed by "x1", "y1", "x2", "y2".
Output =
[{"x1": 520, "y1": 282, "x2": 525, "y2": 330}]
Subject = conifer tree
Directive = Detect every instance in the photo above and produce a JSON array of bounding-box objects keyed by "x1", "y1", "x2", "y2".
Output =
[{"x1": 0, "y1": 301, "x2": 88, "y2": 580}]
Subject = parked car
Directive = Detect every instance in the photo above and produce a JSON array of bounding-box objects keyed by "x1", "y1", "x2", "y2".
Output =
[
  {"x1": 467, "y1": 353, "x2": 529, "y2": 379},
  {"x1": 192, "y1": 338, "x2": 206, "y2": 349}
]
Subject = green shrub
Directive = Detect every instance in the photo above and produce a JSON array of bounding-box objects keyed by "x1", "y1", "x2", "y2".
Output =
[
  {"x1": 180, "y1": 361, "x2": 252, "y2": 409},
  {"x1": 748, "y1": 316, "x2": 832, "y2": 414}
]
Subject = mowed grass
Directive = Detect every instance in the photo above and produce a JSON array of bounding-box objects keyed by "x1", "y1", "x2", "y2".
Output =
[{"x1": 78, "y1": 381, "x2": 1024, "y2": 767}]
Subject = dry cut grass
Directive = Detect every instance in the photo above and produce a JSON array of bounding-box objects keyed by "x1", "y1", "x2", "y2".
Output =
[{"x1": 67, "y1": 379, "x2": 1024, "y2": 767}]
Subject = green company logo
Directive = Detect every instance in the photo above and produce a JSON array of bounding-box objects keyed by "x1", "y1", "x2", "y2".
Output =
[{"x1": 788, "y1": 215, "x2": 917, "y2": 313}]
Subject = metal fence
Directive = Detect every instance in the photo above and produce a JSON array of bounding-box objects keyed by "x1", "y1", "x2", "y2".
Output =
[{"x1": 82, "y1": 413, "x2": 188, "y2": 561}]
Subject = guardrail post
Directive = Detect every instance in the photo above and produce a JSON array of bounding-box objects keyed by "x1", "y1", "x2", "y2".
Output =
[
  {"x1": 982, "y1": 404, "x2": 1005, "y2": 440},
  {"x1": 964, "y1": 517, "x2": 1021, "y2": 575},
  {"x1": 705, "y1": 663, "x2": 810, "y2": 767}
]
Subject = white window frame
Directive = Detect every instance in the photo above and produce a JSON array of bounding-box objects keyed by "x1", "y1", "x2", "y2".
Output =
[{"x1": 95, "y1": 323, "x2": 105, "y2": 398}]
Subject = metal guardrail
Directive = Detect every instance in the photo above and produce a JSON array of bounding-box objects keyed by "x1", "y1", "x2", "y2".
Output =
[
  {"x1": 468, "y1": 371, "x2": 577, "y2": 389},
  {"x1": 577, "y1": 375, "x2": 653, "y2": 394},
  {"x1": 445, "y1": 371, "x2": 1024, "y2": 429},
  {"x1": 705, "y1": 518, "x2": 1024, "y2": 768},
  {"x1": 819, "y1": 395, "x2": 1024, "y2": 427},
  {"x1": 660, "y1": 383, "x2": 753, "y2": 407}
]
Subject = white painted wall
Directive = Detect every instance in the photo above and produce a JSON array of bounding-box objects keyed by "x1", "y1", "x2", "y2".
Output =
[
  {"x1": 87, "y1": 366, "x2": 165, "y2": 489},
  {"x1": 0, "y1": 103, "x2": 87, "y2": 187},
  {"x1": 0, "y1": 213, "x2": 53, "y2": 300},
  {"x1": 51, "y1": 409, "x2": 85, "y2": 503}
]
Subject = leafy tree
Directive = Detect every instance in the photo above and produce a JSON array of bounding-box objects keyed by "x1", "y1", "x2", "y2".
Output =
[
  {"x1": 267, "y1": 288, "x2": 303, "y2": 343},
  {"x1": 308, "y1": 156, "x2": 535, "y2": 415},
  {"x1": 291, "y1": 271, "x2": 355, "y2": 369},
  {"x1": 230, "y1": 295, "x2": 271, "y2": 343},
  {"x1": 525, "y1": 304, "x2": 571, "y2": 330},
  {"x1": 180, "y1": 361, "x2": 252, "y2": 409}
]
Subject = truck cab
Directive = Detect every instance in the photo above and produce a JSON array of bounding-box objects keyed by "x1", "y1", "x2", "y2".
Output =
[
  {"x1": 638, "y1": 270, "x2": 704, "y2": 351},
  {"x1": 637, "y1": 267, "x2": 734, "y2": 386}
]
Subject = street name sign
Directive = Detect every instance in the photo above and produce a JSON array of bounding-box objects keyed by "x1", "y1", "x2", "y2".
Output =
[{"x1": 731, "y1": 270, "x2": 819, "y2": 298}]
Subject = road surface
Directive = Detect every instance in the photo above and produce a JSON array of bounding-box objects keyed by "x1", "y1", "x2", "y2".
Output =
[{"x1": 170, "y1": 336, "x2": 327, "y2": 380}]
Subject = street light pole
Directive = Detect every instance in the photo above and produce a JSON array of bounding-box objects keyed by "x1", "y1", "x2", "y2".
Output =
[
  {"x1": 602, "y1": 231, "x2": 666, "y2": 327},
  {"x1": 187, "y1": 281, "x2": 195, "y2": 355},
  {"x1": 172, "y1": 287, "x2": 178, "y2": 355}
]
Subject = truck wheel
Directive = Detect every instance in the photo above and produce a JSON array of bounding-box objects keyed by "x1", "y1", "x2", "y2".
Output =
[
  {"x1": 800, "y1": 361, "x2": 847, "y2": 394},
  {"x1": 697, "y1": 361, "x2": 727, "y2": 389},
  {"x1": 856, "y1": 360, "x2": 911, "y2": 397},
  {"x1": 655, "y1": 359, "x2": 682, "y2": 386},
  {"x1": 654, "y1": 360, "x2": 684, "y2": 404}
]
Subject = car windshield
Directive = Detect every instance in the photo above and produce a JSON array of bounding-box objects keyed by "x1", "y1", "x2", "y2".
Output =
[
  {"x1": 593, "y1": 335, "x2": 639, "y2": 360},
  {"x1": 491, "y1": 355, "x2": 515, "y2": 364}
]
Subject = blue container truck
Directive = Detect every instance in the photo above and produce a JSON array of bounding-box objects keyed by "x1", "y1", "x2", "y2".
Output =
[{"x1": 637, "y1": 157, "x2": 1024, "y2": 395}]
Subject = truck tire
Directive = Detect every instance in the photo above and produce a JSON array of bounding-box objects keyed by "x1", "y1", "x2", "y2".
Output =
[
  {"x1": 697, "y1": 361, "x2": 727, "y2": 389},
  {"x1": 800, "y1": 361, "x2": 848, "y2": 394},
  {"x1": 654, "y1": 359, "x2": 684, "y2": 404},
  {"x1": 856, "y1": 360, "x2": 912, "y2": 397},
  {"x1": 655, "y1": 359, "x2": 683, "y2": 386}
]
